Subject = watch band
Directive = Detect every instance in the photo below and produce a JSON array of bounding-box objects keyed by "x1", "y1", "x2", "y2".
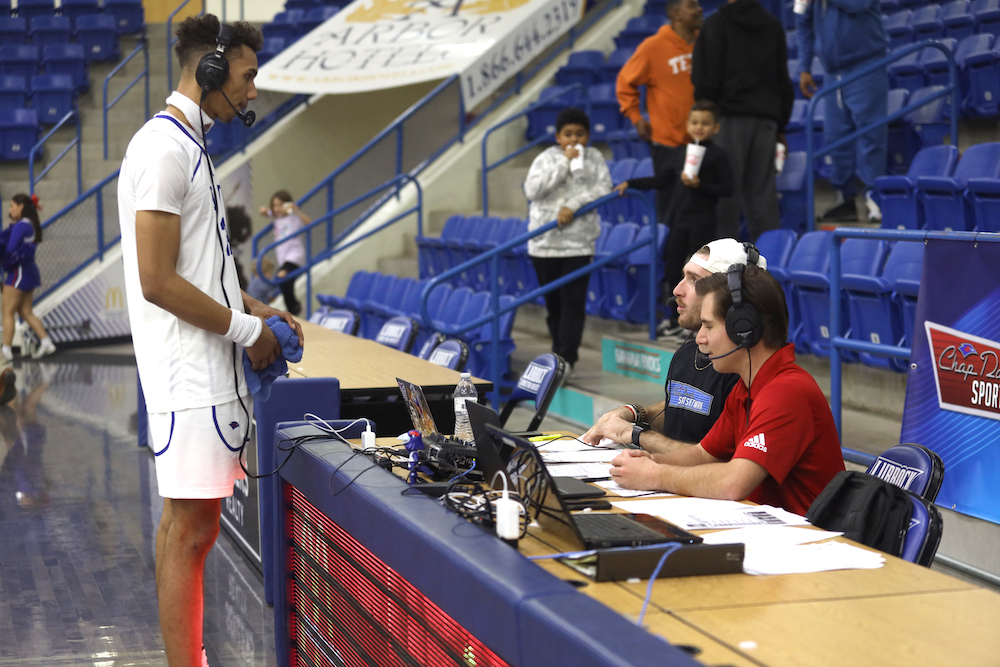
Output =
[{"x1": 631, "y1": 424, "x2": 643, "y2": 447}]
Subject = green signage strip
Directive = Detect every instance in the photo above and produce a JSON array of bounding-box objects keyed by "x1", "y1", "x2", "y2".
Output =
[{"x1": 601, "y1": 338, "x2": 674, "y2": 385}]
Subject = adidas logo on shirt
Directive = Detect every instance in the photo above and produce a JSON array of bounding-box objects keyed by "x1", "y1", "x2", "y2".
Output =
[{"x1": 743, "y1": 433, "x2": 767, "y2": 453}]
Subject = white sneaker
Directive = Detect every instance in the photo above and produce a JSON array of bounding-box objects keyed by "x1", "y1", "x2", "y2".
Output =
[
  {"x1": 2, "y1": 346, "x2": 11, "y2": 362},
  {"x1": 865, "y1": 190, "x2": 882, "y2": 222},
  {"x1": 32, "y1": 338, "x2": 55, "y2": 359},
  {"x1": 561, "y1": 363, "x2": 574, "y2": 387}
]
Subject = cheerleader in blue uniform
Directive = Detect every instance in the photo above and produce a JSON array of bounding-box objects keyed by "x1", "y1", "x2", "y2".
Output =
[{"x1": 2, "y1": 194, "x2": 54, "y2": 361}]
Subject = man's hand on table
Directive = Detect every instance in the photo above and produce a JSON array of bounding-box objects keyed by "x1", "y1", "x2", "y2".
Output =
[
  {"x1": 610, "y1": 449, "x2": 664, "y2": 490},
  {"x1": 580, "y1": 411, "x2": 633, "y2": 445}
]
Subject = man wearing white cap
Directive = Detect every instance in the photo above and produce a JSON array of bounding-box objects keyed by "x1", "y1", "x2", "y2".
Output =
[{"x1": 582, "y1": 238, "x2": 764, "y2": 451}]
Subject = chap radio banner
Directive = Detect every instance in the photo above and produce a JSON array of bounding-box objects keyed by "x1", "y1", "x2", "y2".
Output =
[
  {"x1": 255, "y1": 0, "x2": 583, "y2": 108},
  {"x1": 900, "y1": 239, "x2": 1000, "y2": 524}
]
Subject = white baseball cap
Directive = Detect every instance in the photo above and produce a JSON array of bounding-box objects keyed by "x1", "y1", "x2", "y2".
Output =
[{"x1": 689, "y1": 238, "x2": 768, "y2": 275}]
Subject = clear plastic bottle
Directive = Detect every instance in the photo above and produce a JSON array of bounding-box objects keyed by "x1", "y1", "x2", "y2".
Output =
[{"x1": 453, "y1": 372, "x2": 477, "y2": 443}]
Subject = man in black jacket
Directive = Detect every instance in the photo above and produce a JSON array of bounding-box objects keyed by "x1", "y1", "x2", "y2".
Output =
[{"x1": 691, "y1": 0, "x2": 794, "y2": 241}]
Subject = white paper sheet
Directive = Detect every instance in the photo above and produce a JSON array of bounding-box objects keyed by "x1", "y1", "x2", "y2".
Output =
[
  {"x1": 535, "y1": 439, "x2": 605, "y2": 453},
  {"x1": 541, "y1": 450, "x2": 621, "y2": 464},
  {"x1": 700, "y1": 526, "x2": 843, "y2": 549},
  {"x1": 595, "y1": 480, "x2": 677, "y2": 499},
  {"x1": 545, "y1": 462, "x2": 612, "y2": 479},
  {"x1": 610, "y1": 498, "x2": 810, "y2": 531},
  {"x1": 742, "y1": 541, "x2": 885, "y2": 575}
]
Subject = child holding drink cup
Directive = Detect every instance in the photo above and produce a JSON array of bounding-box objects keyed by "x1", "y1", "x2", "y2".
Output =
[{"x1": 614, "y1": 100, "x2": 733, "y2": 338}]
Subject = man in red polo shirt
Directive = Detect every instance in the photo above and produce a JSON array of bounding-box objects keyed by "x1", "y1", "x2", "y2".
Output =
[{"x1": 610, "y1": 264, "x2": 844, "y2": 515}]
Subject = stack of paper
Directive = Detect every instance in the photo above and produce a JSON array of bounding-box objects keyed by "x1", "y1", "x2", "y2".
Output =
[
  {"x1": 610, "y1": 498, "x2": 810, "y2": 530},
  {"x1": 546, "y1": 462, "x2": 612, "y2": 479},
  {"x1": 595, "y1": 480, "x2": 676, "y2": 499},
  {"x1": 742, "y1": 541, "x2": 885, "y2": 575}
]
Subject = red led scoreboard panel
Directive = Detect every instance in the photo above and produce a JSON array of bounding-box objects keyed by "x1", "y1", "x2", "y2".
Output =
[{"x1": 286, "y1": 486, "x2": 512, "y2": 667}]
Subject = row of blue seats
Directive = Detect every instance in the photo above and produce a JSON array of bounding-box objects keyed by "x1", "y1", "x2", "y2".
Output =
[
  {"x1": 768, "y1": 229, "x2": 925, "y2": 372},
  {"x1": 1, "y1": 0, "x2": 141, "y2": 33},
  {"x1": 876, "y1": 141, "x2": 1000, "y2": 231},
  {"x1": 315, "y1": 274, "x2": 517, "y2": 380},
  {"x1": 883, "y1": 0, "x2": 1000, "y2": 46},
  {"x1": 0, "y1": 106, "x2": 42, "y2": 158},
  {"x1": 0, "y1": 15, "x2": 117, "y2": 60},
  {"x1": 262, "y1": 6, "x2": 339, "y2": 45},
  {"x1": 0, "y1": 44, "x2": 94, "y2": 91},
  {"x1": 585, "y1": 222, "x2": 666, "y2": 323},
  {"x1": 0, "y1": 73, "x2": 73, "y2": 123},
  {"x1": 0, "y1": 13, "x2": 131, "y2": 48},
  {"x1": 891, "y1": 34, "x2": 1000, "y2": 116}
]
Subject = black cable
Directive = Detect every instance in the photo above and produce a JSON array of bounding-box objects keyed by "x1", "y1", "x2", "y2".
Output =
[{"x1": 745, "y1": 348, "x2": 752, "y2": 429}]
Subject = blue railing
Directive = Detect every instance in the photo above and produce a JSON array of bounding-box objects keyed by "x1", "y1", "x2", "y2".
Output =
[
  {"x1": 255, "y1": 174, "x2": 423, "y2": 316},
  {"x1": 419, "y1": 190, "x2": 657, "y2": 407},
  {"x1": 805, "y1": 40, "x2": 959, "y2": 230},
  {"x1": 826, "y1": 228, "x2": 1000, "y2": 466},
  {"x1": 166, "y1": 0, "x2": 206, "y2": 94},
  {"x1": 103, "y1": 38, "x2": 150, "y2": 160},
  {"x1": 481, "y1": 83, "x2": 589, "y2": 216},
  {"x1": 252, "y1": 0, "x2": 624, "y2": 268},
  {"x1": 28, "y1": 110, "x2": 81, "y2": 197}
]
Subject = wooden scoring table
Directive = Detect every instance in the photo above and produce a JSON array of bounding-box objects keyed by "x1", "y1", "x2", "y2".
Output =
[{"x1": 369, "y1": 436, "x2": 1000, "y2": 667}]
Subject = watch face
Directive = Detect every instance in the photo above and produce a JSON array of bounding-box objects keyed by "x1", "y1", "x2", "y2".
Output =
[{"x1": 632, "y1": 424, "x2": 643, "y2": 446}]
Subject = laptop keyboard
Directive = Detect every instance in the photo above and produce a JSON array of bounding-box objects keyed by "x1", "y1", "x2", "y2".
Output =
[{"x1": 575, "y1": 513, "x2": 666, "y2": 543}]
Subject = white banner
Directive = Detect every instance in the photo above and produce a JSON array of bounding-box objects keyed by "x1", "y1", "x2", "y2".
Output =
[{"x1": 255, "y1": 0, "x2": 584, "y2": 107}]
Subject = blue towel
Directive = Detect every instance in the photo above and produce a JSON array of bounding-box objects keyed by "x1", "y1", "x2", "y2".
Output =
[{"x1": 242, "y1": 315, "x2": 303, "y2": 401}]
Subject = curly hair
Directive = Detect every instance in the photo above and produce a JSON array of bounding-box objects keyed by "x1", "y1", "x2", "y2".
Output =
[{"x1": 174, "y1": 14, "x2": 263, "y2": 69}]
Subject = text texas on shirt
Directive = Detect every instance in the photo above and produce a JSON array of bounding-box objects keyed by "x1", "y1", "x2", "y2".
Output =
[{"x1": 926, "y1": 321, "x2": 1000, "y2": 420}]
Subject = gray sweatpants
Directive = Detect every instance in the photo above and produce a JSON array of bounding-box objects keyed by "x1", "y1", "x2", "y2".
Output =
[{"x1": 714, "y1": 115, "x2": 781, "y2": 242}]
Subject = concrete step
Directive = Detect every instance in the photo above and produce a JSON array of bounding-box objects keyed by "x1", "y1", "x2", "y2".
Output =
[{"x1": 376, "y1": 255, "x2": 419, "y2": 278}]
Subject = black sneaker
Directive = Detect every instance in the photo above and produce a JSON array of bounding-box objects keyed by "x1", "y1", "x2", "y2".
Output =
[
  {"x1": 819, "y1": 198, "x2": 859, "y2": 222},
  {"x1": 657, "y1": 319, "x2": 682, "y2": 338}
]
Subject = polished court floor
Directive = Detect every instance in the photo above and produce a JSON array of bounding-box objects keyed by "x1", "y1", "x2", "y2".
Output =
[{"x1": 0, "y1": 350, "x2": 276, "y2": 667}]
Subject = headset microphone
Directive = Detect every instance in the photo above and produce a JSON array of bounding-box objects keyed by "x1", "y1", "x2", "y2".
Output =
[
  {"x1": 220, "y1": 90, "x2": 255, "y2": 127},
  {"x1": 695, "y1": 346, "x2": 745, "y2": 364},
  {"x1": 665, "y1": 295, "x2": 677, "y2": 309}
]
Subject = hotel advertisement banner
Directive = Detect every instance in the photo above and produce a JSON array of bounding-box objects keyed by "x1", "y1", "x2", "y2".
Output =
[
  {"x1": 255, "y1": 0, "x2": 584, "y2": 109},
  {"x1": 900, "y1": 239, "x2": 1000, "y2": 524}
]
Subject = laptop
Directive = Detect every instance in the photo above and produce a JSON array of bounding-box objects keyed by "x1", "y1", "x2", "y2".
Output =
[
  {"x1": 466, "y1": 401, "x2": 606, "y2": 500},
  {"x1": 396, "y1": 377, "x2": 467, "y2": 447},
  {"x1": 484, "y1": 424, "x2": 702, "y2": 549}
]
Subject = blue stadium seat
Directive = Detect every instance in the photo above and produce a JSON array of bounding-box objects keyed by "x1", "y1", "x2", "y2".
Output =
[
  {"x1": 887, "y1": 242, "x2": 923, "y2": 348},
  {"x1": 788, "y1": 59, "x2": 802, "y2": 99},
  {"x1": 556, "y1": 50, "x2": 604, "y2": 87},
  {"x1": 315, "y1": 308, "x2": 360, "y2": 335},
  {"x1": 389, "y1": 278, "x2": 426, "y2": 320},
  {"x1": 15, "y1": 0, "x2": 54, "y2": 22},
  {"x1": 623, "y1": 223, "x2": 668, "y2": 323},
  {"x1": 919, "y1": 141, "x2": 1000, "y2": 231},
  {"x1": 30, "y1": 73, "x2": 74, "y2": 123},
  {"x1": 784, "y1": 99, "x2": 809, "y2": 153},
  {"x1": 600, "y1": 47, "x2": 633, "y2": 84},
  {"x1": 204, "y1": 120, "x2": 233, "y2": 155},
  {"x1": 301, "y1": 5, "x2": 339, "y2": 32},
  {"x1": 942, "y1": 0, "x2": 976, "y2": 38},
  {"x1": 361, "y1": 274, "x2": 406, "y2": 338},
  {"x1": 786, "y1": 29, "x2": 797, "y2": 58},
  {"x1": 262, "y1": 9, "x2": 306, "y2": 43},
  {"x1": 955, "y1": 33, "x2": 997, "y2": 116},
  {"x1": 0, "y1": 44, "x2": 38, "y2": 78},
  {"x1": 318, "y1": 270, "x2": 372, "y2": 310},
  {"x1": 754, "y1": 229, "x2": 797, "y2": 270},
  {"x1": 586, "y1": 222, "x2": 612, "y2": 316},
  {"x1": 42, "y1": 43, "x2": 87, "y2": 91},
  {"x1": 307, "y1": 304, "x2": 329, "y2": 323},
  {"x1": 888, "y1": 49, "x2": 923, "y2": 95},
  {"x1": 911, "y1": 4, "x2": 944, "y2": 39},
  {"x1": 0, "y1": 107, "x2": 39, "y2": 158},
  {"x1": 884, "y1": 10, "x2": 916, "y2": 49},
  {"x1": 416, "y1": 332, "x2": 444, "y2": 360},
  {"x1": 525, "y1": 86, "x2": 581, "y2": 140},
  {"x1": 411, "y1": 283, "x2": 453, "y2": 353},
  {"x1": 881, "y1": 0, "x2": 900, "y2": 11},
  {"x1": 470, "y1": 217, "x2": 519, "y2": 292},
  {"x1": 445, "y1": 215, "x2": 481, "y2": 284},
  {"x1": 601, "y1": 158, "x2": 637, "y2": 223},
  {"x1": 285, "y1": 0, "x2": 322, "y2": 10},
  {"x1": 469, "y1": 294, "x2": 517, "y2": 380},
  {"x1": 793, "y1": 238, "x2": 887, "y2": 359},
  {"x1": 776, "y1": 151, "x2": 808, "y2": 233},
  {"x1": 257, "y1": 37, "x2": 286, "y2": 66},
  {"x1": 58, "y1": 0, "x2": 98, "y2": 23},
  {"x1": 629, "y1": 157, "x2": 655, "y2": 224},
  {"x1": 0, "y1": 75, "x2": 26, "y2": 109},
  {"x1": 967, "y1": 161, "x2": 1000, "y2": 232},
  {"x1": 368, "y1": 275, "x2": 415, "y2": 325},
  {"x1": 906, "y1": 85, "x2": 951, "y2": 154},
  {"x1": 614, "y1": 16, "x2": 664, "y2": 50},
  {"x1": 885, "y1": 88, "x2": 911, "y2": 174},
  {"x1": 900, "y1": 494, "x2": 943, "y2": 567},
  {"x1": 769, "y1": 230, "x2": 831, "y2": 353},
  {"x1": 498, "y1": 352, "x2": 566, "y2": 430},
  {"x1": 501, "y1": 219, "x2": 531, "y2": 297},
  {"x1": 917, "y1": 38, "x2": 957, "y2": 89},
  {"x1": 28, "y1": 15, "x2": 69, "y2": 47},
  {"x1": 428, "y1": 338, "x2": 470, "y2": 372},
  {"x1": 415, "y1": 214, "x2": 463, "y2": 279},
  {"x1": 877, "y1": 144, "x2": 959, "y2": 229},
  {"x1": 973, "y1": 0, "x2": 1000, "y2": 36},
  {"x1": 0, "y1": 17, "x2": 26, "y2": 46},
  {"x1": 103, "y1": 0, "x2": 144, "y2": 33},
  {"x1": 453, "y1": 290, "x2": 491, "y2": 346},
  {"x1": 597, "y1": 222, "x2": 639, "y2": 320},
  {"x1": 606, "y1": 124, "x2": 650, "y2": 161},
  {"x1": 587, "y1": 83, "x2": 620, "y2": 140},
  {"x1": 867, "y1": 442, "x2": 944, "y2": 501},
  {"x1": 430, "y1": 286, "x2": 472, "y2": 333},
  {"x1": 375, "y1": 315, "x2": 418, "y2": 353},
  {"x1": 74, "y1": 14, "x2": 119, "y2": 61}
]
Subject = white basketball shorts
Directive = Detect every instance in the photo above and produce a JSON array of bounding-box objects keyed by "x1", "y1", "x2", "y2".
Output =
[{"x1": 149, "y1": 395, "x2": 254, "y2": 499}]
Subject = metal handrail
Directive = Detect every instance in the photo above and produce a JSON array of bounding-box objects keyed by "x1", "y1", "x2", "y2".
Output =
[
  {"x1": 420, "y1": 189, "x2": 658, "y2": 408},
  {"x1": 166, "y1": 0, "x2": 206, "y2": 94},
  {"x1": 827, "y1": 228, "x2": 1000, "y2": 461},
  {"x1": 480, "y1": 83, "x2": 588, "y2": 216},
  {"x1": 255, "y1": 174, "x2": 423, "y2": 317},
  {"x1": 103, "y1": 38, "x2": 150, "y2": 160},
  {"x1": 805, "y1": 40, "x2": 960, "y2": 230},
  {"x1": 28, "y1": 110, "x2": 81, "y2": 196}
]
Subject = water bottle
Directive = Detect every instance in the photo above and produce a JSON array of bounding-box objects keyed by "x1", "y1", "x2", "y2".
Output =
[{"x1": 453, "y1": 372, "x2": 477, "y2": 443}]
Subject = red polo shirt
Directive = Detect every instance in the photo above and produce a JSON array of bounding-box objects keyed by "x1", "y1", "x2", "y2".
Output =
[{"x1": 700, "y1": 344, "x2": 845, "y2": 515}]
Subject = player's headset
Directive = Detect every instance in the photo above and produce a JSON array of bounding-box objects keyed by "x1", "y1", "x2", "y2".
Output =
[
  {"x1": 195, "y1": 22, "x2": 256, "y2": 128},
  {"x1": 724, "y1": 242, "x2": 763, "y2": 350}
]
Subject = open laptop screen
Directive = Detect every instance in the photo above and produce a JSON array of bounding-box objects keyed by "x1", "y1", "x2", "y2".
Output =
[{"x1": 396, "y1": 378, "x2": 442, "y2": 440}]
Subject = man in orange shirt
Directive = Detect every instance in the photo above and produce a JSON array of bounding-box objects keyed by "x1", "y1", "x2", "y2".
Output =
[{"x1": 616, "y1": 0, "x2": 703, "y2": 227}]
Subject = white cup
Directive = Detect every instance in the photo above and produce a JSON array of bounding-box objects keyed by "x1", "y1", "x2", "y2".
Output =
[
  {"x1": 569, "y1": 143, "x2": 585, "y2": 175},
  {"x1": 683, "y1": 143, "x2": 707, "y2": 179},
  {"x1": 775, "y1": 142, "x2": 787, "y2": 174},
  {"x1": 283, "y1": 202, "x2": 294, "y2": 214},
  {"x1": 793, "y1": 0, "x2": 810, "y2": 14}
]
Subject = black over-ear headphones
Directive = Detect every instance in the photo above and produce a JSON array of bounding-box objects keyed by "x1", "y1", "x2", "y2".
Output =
[
  {"x1": 196, "y1": 22, "x2": 232, "y2": 92},
  {"x1": 724, "y1": 242, "x2": 763, "y2": 349}
]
